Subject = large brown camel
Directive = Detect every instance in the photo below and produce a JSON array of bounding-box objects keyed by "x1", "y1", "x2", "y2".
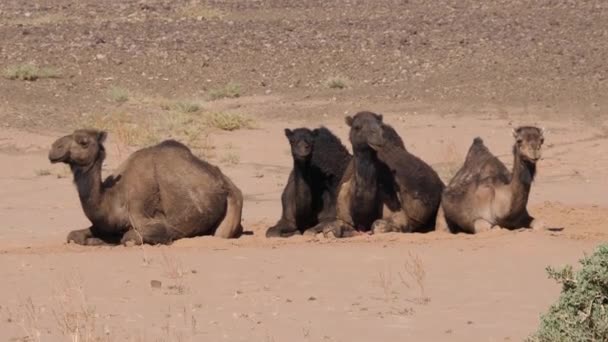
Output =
[
  {"x1": 49, "y1": 129, "x2": 243, "y2": 245},
  {"x1": 440, "y1": 126, "x2": 545, "y2": 233}
]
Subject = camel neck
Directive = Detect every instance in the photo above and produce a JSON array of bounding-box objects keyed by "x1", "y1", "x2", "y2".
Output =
[
  {"x1": 353, "y1": 147, "x2": 378, "y2": 186},
  {"x1": 508, "y1": 147, "x2": 535, "y2": 211},
  {"x1": 72, "y1": 156, "x2": 105, "y2": 222}
]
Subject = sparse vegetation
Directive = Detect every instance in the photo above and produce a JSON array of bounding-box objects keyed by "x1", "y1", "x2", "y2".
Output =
[
  {"x1": 325, "y1": 77, "x2": 348, "y2": 89},
  {"x1": 161, "y1": 251, "x2": 189, "y2": 295},
  {"x1": 108, "y1": 86, "x2": 129, "y2": 103},
  {"x1": 220, "y1": 152, "x2": 240, "y2": 165},
  {"x1": 35, "y1": 169, "x2": 52, "y2": 177},
  {"x1": 205, "y1": 112, "x2": 253, "y2": 131},
  {"x1": 3, "y1": 64, "x2": 60, "y2": 81},
  {"x1": 375, "y1": 252, "x2": 429, "y2": 306},
  {"x1": 208, "y1": 82, "x2": 242, "y2": 100},
  {"x1": 180, "y1": 3, "x2": 225, "y2": 20},
  {"x1": 160, "y1": 101, "x2": 201, "y2": 113},
  {"x1": 528, "y1": 244, "x2": 608, "y2": 342},
  {"x1": 399, "y1": 251, "x2": 429, "y2": 305}
]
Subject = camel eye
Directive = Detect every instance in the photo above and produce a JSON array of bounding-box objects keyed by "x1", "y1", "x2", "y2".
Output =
[
  {"x1": 540, "y1": 138, "x2": 544, "y2": 145},
  {"x1": 516, "y1": 138, "x2": 523, "y2": 144},
  {"x1": 78, "y1": 140, "x2": 89, "y2": 147}
]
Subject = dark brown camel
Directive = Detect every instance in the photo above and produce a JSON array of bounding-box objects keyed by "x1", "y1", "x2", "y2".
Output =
[
  {"x1": 311, "y1": 111, "x2": 409, "y2": 238},
  {"x1": 266, "y1": 127, "x2": 351, "y2": 238},
  {"x1": 49, "y1": 129, "x2": 243, "y2": 245}
]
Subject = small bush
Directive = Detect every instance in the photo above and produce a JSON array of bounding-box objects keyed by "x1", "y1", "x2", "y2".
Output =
[
  {"x1": 528, "y1": 244, "x2": 608, "y2": 341},
  {"x1": 325, "y1": 77, "x2": 347, "y2": 89},
  {"x1": 208, "y1": 82, "x2": 241, "y2": 100},
  {"x1": 108, "y1": 86, "x2": 129, "y2": 103},
  {"x1": 3, "y1": 64, "x2": 60, "y2": 81},
  {"x1": 205, "y1": 112, "x2": 253, "y2": 131}
]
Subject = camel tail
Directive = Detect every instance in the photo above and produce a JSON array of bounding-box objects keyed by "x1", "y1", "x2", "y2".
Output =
[{"x1": 214, "y1": 175, "x2": 244, "y2": 239}]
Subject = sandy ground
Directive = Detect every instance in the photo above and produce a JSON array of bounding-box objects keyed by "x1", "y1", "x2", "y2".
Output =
[{"x1": 1, "y1": 102, "x2": 607, "y2": 341}]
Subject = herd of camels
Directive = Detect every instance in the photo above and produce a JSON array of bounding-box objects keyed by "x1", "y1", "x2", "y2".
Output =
[{"x1": 48, "y1": 111, "x2": 545, "y2": 246}]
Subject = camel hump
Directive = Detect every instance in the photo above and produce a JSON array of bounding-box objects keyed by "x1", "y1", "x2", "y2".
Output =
[{"x1": 157, "y1": 139, "x2": 189, "y2": 150}]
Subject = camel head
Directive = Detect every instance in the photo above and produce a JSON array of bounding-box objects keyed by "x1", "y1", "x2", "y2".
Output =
[
  {"x1": 49, "y1": 129, "x2": 107, "y2": 166},
  {"x1": 512, "y1": 126, "x2": 544, "y2": 162},
  {"x1": 285, "y1": 128, "x2": 314, "y2": 161},
  {"x1": 345, "y1": 111, "x2": 384, "y2": 150}
]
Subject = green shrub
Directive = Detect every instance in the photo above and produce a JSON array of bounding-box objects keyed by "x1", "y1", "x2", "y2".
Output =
[{"x1": 528, "y1": 244, "x2": 608, "y2": 341}]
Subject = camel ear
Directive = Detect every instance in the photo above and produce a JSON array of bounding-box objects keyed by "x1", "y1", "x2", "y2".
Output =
[
  {"x1": 97, "y1": 131, "x2": 108, "y2": 144},
  {"x1": 284, "y1": 128, "x2": 293, "y2": 138},
  {"x1": 312, "y1": 128, "x2": 319, "y2": 137},
  {"x1": 511, "y1": 128, "x2": 519, "y2": 138},
  {"x1": 345, "y1": 116, "x2": 354, "y2": 127},
  {"x1": 375, "y1": 113, "x2": 383, "y2": 122}
]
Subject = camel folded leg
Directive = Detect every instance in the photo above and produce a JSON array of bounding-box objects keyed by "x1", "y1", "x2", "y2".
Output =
[
  {"x1": 473, "y1": 219, "x2": 494, "y2": 234},
  {"x1": 266, "y1": 219, "x2": 302, "y2": 238},
  {"x1": 121, "y1": 221, "x2": 171, "y2": 246},
  {"x1": 67, "y1": 227, "x2": 120, "y2": 246}
]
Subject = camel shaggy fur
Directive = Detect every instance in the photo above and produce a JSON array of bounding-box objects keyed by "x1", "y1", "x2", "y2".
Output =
[
  {"x1": 266, "y1": 127, "x2": 351, "y2": 237},
  {"x1": 49, "y1": 129, "x2": 243, "y2": 245},
  {"x1": 440, "y1": 126, "x2": 545, "y2": 233}
]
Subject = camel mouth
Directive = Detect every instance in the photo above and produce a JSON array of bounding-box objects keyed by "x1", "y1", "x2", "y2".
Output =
[
  {"x1": 367, "y1": 141, "x2": 384, "y2": 151},
  {"x1": 48, "y1": 152, "x2": 68, "y2": 164}
]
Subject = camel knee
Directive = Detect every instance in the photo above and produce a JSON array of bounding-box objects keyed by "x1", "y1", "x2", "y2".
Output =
[{"x1": 473, "y1": 219, "x2": 493, "y2": 234}]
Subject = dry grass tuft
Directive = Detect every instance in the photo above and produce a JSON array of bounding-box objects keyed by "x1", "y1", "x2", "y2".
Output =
[
  {"x1": 205, "y1": 112, "x2": 253, "y2": 131},
  {"x1": 3, "y1": 64, "x2": 60, "y2": 81},
  {"x1": 398, "y1": 251, "x2": 429, "y2": 304},
  {"x1": 208, "y1": 82, "x2": 242, "y2": 100},
  {"x1": 180, "y1": 3, "x2": 225, "y2": 20},
  {"x1": 108, "y1": 86, "x2": 129, "y2": 103},
  {"x1": 160, "y1": 101, "x2": 202, "y2": 113},
  {"x1": 34, "y1": 169, "x2": 52, "y2": 177},
  {"x1": 220, "y1": 152, "x2": 240, "y2": 165},
  {"x1": 325, "y1": 77, "x2": 348, "y2": 89}
]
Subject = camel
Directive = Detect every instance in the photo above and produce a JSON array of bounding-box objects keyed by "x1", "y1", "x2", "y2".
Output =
[
  {"x1": 368, "y1": 122, "x2": 445, "y2": 233},
  {"x1": 311, "y1": 111, "x2": 409, "y2": 238},
  {"x1": 440, "y1": 126, "x2": 545, "y2": 233},
  {"x1": 266, "y1": 127, "x2": 351, "y2": 237},
  {"x1": 48, "y1": 129, "x2": 243, "y2": 245}
]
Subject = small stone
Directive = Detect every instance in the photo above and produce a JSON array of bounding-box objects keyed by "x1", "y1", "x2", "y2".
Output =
[
  {"x1": 308, "y1": 296, "x2": 317, "y2": 301},
  {"x1": 150, "y1": 280, "x2": 162, "y2": 289}
]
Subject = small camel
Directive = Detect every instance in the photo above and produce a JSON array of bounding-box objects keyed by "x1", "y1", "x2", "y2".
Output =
[
  {"x1": 266, "y1": 127, "x2": 351, "y2": 238},
  {"x1": 49, "y1": 129, "x2": 243, "y2": 245},
  {"x1": 440, "y1": 126, "x2": 545, "y2": 233}
]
